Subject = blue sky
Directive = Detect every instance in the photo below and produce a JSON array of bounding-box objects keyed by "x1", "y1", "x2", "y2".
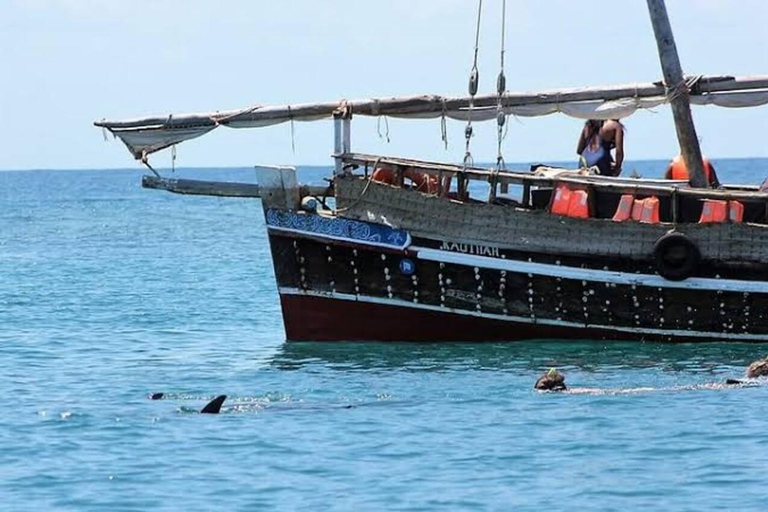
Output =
[{"x1": 1, "y1": 0, "x2": 766, "y2": 171}]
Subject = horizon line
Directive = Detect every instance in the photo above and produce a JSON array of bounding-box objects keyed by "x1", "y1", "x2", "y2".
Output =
[{"x1": 2, "y1": 155, "x2": 767, "y2": 174}]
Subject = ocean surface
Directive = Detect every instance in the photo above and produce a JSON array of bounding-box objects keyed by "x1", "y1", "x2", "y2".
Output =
[{"x1": 2, "y1": 159, "x2": 768, "y2": 511}]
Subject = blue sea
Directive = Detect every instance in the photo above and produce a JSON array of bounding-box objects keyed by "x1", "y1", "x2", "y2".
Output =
[{"x1": 2, "y1": 159, "x2": 768, "y2": 511}]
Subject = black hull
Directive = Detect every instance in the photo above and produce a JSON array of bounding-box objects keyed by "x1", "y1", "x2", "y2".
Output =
[{"x1": 267, "y1": 229, "x2": 768, "y2": 342}]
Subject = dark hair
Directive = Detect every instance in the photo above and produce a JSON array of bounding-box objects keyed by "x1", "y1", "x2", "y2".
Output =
[{"x1": 585, "y1": 119, "x2": 604, "y2": 141}]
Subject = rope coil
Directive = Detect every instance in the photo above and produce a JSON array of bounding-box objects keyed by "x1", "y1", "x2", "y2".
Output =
[{"x1": 665, "y1": 75, "x2": 703, "y2": 103}]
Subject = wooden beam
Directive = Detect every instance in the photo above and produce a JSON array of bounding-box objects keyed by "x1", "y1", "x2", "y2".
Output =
[
  {"x1": 141, "y1": 175, "x2": 331, "y2": 198},
  {"x1": 646, "y1": 0, "x2": 707, "y2": 188}
]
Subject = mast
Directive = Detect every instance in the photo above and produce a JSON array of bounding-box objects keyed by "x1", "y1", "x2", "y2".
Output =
[{"x1": 646, "y1": 0, "x2": 707, "y2": 188}]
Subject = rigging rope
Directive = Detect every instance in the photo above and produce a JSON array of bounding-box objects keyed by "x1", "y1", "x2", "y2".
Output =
[
  {"x1": 140, "y1": 150, "x2": 161, "y2": 178},
  {"x1": 377, "y1": 115, "x2": 391, "y2": 143},
  {"x1": 454, "y1": 0, "x2": 483, "y2": 199},
  {"x1": 495, "y1": 0, "x2": 507, "y2": 174},
  {"x1": 665, "y1": 74, "x2": 703, "y2": 104},
  {"x1": 440, "y1": 99, "x2": 448, "y2": 150},
  {"x1": 463, "y1": 0, "x2": 483, "y2": 170},
  {"x1": 288, "y1": 105, "x2": 296, "y2": 154},
  {"x1": 334, "y1": 157, "x2": 381, "y2": 214}
]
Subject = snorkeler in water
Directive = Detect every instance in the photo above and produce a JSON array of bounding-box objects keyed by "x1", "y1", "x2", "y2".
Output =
[
  {"x1": 536, "y1": 356, "x2": 768, "y2": 394},
  {"x1": 725, "y1": 355, "x2": 768, "y2": 385},
  {"x1": 534, "y1": 368, "x2": 567, "y2": 391}
]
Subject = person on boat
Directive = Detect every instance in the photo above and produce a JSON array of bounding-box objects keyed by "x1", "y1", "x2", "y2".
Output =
[
  {"x1": 664, "y1": 154, "x2": 720, "y2": 188},
  {"x1": 576, "y1": 119, "x2": 624, "y2": 176}
]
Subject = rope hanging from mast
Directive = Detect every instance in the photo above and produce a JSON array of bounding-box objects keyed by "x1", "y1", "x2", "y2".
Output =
[
  {"x1": 457, "y1": 0, "x2": 483, "y2": 199},
  {"x1": 489, "y1": 0, "x2": 508, "y2": 201},
  {"x1": 463, "y1": 0, "x2": 483, "y2": 168},
  {"x1": 495, "y1": 0, "x2": 507, "y2": 172}
]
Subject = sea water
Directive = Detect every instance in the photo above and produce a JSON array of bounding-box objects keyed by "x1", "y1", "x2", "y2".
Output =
[{"x1": 2, "y1": 159, "x2": 768, "y2": 511}]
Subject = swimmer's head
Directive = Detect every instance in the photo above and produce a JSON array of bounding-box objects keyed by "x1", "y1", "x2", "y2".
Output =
[
  {"x1": 746, "y1": 357, "x2": 768, "y2": 378},
  {"x1": 535, "y1": 368, "x2": 567, "y2": 391}
]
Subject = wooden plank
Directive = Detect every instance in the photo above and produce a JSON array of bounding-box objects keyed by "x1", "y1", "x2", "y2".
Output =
[
  {"x1": 646, "y1": 0, "x2": 707, "y2": 188},
  {"x1": 141, "y1": 175, "x2": 261, "y2": 197}
]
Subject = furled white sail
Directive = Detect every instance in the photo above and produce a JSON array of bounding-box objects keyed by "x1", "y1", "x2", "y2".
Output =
[{"x1": 95, "y1": 75, "x2": 768, "y2": 160}]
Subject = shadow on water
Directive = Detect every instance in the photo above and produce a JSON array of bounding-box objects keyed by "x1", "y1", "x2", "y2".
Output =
[{"x1": 269, "y1": 340, "x2": 768, "y2": 374}]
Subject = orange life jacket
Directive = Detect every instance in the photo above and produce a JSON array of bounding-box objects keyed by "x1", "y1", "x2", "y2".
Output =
[
  {"x1": 669, "y1": 155, "x2": 714, "y2": 183},
  {"x1": 699, "y1": 200, "x2": 744, "y2": 224},
  {"x1": 372, "y1": 167, "x2": 438, "y2": 194},
  {"x1": 551, "y1": 185, "x2": 590, "y2": 219},
  {"x1": 372, "y1": 166, "x2": 397, "y2": 185}
]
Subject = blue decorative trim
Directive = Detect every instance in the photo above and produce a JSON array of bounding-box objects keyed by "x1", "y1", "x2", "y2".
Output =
[{"x1": 265, "y1": 209, "x2": 411, "y2": 250}]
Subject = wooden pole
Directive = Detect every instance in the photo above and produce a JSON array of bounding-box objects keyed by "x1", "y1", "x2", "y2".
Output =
[
  {"x1": 646, "y1": 0, "x2": 708, "y2": 188},
  {"x1": 333, "y1": 112, "x2": 343, "y2": 176}
]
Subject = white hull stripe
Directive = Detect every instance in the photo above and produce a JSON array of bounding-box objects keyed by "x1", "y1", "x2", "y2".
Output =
[
  {"x1": 279, "y1": 287, "x2": 768, "y2": 341},
  {"x1": 413, "y1": 246, "x2": 768, "y2": 294}
]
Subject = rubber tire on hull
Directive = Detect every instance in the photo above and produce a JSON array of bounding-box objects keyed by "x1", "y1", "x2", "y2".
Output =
[{"x1": 653, "y1": 232, "x2": 700, "y2": 281}]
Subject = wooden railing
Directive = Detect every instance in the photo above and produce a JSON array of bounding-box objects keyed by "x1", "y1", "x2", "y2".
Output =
[{"x1": 341, "y1": 152, "x2": 768, "y2": 201}]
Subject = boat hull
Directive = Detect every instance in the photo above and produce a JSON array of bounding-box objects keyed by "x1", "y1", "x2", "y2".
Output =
[
  {"x1": 278, "y1": 290, "x2": 724, "y2": 342},
  {"x1": 265, "y1": 218, "x2": 768, "y2": 343}
]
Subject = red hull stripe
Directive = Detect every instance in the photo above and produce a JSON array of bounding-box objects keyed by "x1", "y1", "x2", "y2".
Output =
[{"x1": 278, "y1": 291, "x2": 757, "y2": 342}]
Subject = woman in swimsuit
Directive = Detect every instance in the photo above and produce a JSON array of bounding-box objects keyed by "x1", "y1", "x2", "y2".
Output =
[{"x1": 576, "y1": 119, "x2": 625, "y2": 176}]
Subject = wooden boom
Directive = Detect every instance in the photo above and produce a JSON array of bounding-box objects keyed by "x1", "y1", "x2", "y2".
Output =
[
  {"x1": 95, "y1": 75, "x2": 768, "y2": 130},
  {"x1": 141, "y1": 175, "x2": 332, "y2": 198}
]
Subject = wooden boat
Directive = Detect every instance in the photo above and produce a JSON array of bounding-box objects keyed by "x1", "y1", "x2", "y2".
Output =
[{"x1": 95, "y1": 1, "x2": 768, "y2": 342}]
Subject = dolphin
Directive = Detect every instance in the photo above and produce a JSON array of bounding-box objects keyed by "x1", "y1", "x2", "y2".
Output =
[{"x1": 200, "y1": 395, "x2": 227, "y2": 414}]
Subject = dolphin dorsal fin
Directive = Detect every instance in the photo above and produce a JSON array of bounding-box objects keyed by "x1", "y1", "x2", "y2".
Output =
[{"x1": 200, "y1": 395, "x2": 227, "y2": 414}]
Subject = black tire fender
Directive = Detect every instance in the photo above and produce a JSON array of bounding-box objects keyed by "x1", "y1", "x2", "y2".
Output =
[{"x1": 653, "y1": 232, "x2": 700, "y2": 281}]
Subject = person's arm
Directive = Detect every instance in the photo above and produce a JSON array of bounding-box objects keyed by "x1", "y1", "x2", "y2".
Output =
[
  {"x1": 576, "y1": 125, "x2": 588, "y2": 154},
  {"x1": 709, "y1": 163, "x2": 720, "y2": 188},
  {"x1": 664, "y1": 163, "x2": 673, "y2": 180},
  {"x1": 613, "y1": 124, "x2": 624, "y2": 175}
]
